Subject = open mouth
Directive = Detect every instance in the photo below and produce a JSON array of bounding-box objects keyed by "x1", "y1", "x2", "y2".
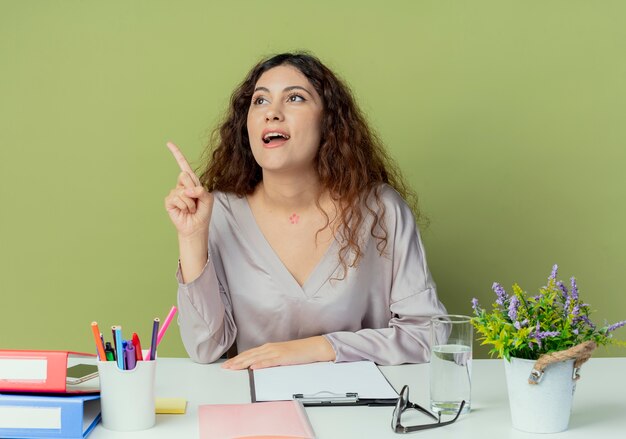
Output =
[{"x1": 262, "y1": 132, "x2": 291, "y2": 147}]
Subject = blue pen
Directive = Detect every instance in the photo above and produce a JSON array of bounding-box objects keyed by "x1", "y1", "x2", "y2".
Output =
[
  {"x1": 122, "y1": 340, "x2": 128, "y2": 369},
  {"x1": 114, "y1": 326, "x2": 124, "y2": 370},
  {"x1": 149, "y1": 318, "x2": 160, "y2": 361}
]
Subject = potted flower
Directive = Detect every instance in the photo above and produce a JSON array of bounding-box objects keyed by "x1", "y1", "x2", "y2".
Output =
[{"x1": 471, "y1": 264, "x2": 625, "y2": 433}]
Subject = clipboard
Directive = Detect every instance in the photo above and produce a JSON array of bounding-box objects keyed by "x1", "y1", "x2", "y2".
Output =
[{"x1": 248, "y1": 361, "x2": 398, "y2": 406}]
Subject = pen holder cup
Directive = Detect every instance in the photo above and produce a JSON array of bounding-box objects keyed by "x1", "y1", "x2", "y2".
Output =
[{"x1": 97, "y1": 360, "x2": 156, "y2": 431}]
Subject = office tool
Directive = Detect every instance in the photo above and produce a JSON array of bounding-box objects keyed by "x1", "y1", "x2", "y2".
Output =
[
  {"x1": 148, "y1": 318, "x2": 160, "y2": 361},
  {"x1": 131, "y1": 333, "x2": 143, "y2": 361},
  {"x1": 155, "y1": 397, "x2": 187, "y2": 414},
  {"x1": 104, "y1": 343, "x2": 115, "y2": 361},
  {"x1": 113, "y1": 327, "x2": 124, "y2": 370},
  {"x1": 198, "y1": 400, "x2": 315, "y2": 439},
  {"x1": 97, "y1": 360, "x2": 156, "y2": 431},
  {"x1": 110, "y1": 326, "x2": 117, "y2": 352},
  {"x1": 125, "y1": 344, "x2": 136, "y2": 370},
  {"x1": 90, "y1": 322, "x2": 107, "y2": 361},
  {"x1": 249, "y1": 361, "x2": 398, "y2": 406},
  {"x1": 157, "y1": 306, "x2": 177, "y2": 347},
  {"x1": 0, "y1": 392, "x2": 100, "y2": 438},
  {"x1": 0, "y1": 350, "x2": 99, "y2": 393},
  {"x1": 145, "y1": 306, "x2": 176, "y2": 360}
]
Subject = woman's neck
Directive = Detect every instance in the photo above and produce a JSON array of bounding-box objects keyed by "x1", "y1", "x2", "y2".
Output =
[{"x1": 256, "y1": 170, "x2": 322, "y2": 213}]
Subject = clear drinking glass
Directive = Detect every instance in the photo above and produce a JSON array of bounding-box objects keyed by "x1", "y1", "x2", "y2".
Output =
[{"x1": 430, "y1": 314, "x2": 472, "y2": 414}]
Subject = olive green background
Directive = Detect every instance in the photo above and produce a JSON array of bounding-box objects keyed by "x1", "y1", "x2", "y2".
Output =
[{"x1": 1, "y1": 1, "x2": 624, "y2": 359}]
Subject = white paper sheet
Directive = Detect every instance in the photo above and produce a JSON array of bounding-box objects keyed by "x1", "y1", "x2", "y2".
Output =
[{"x1": 252, "y1": 361, "x2": 398, "y2": 402}]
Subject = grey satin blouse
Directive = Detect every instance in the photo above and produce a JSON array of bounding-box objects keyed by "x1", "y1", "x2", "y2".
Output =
[{"x1": 176, "y1": 185, "x2": 447, "y2": 365}]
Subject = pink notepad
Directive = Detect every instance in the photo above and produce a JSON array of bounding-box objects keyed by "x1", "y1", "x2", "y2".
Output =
[{"x1": 198, "y1": 400, "x2": 316, "y2": 439}]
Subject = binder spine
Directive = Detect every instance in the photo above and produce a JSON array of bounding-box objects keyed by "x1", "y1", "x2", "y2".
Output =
[
  {"x1": 0, "y1": 350, "x2": 69, "y2": 392},
  {"x1": 0, "y1": 393, "x2": 100, "y2": 439}
]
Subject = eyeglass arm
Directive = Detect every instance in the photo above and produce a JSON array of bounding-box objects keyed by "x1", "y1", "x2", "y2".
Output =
[{"x1": 396, "y1": 400, "x2": 466, "y2": 433}]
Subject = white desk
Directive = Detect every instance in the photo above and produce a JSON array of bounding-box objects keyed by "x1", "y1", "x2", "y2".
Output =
[{"x1": 89, "y1": 357, "x2": 626, "y2": 438}]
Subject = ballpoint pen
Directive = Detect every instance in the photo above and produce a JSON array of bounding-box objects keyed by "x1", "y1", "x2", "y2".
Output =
[{"x1": 121, "y1": 340, "x2": 128, "y2": 369}]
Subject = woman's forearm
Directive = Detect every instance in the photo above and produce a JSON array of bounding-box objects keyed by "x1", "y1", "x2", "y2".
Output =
[{"x1": 178, "y1": 231, "x2": 209, "y2": 283}]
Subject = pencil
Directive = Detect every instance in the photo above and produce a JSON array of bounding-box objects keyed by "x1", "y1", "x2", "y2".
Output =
[
  {"x1": 156, "y1": 306, "x2": 177, "y2": 347},
  {"x1": 91, "y1": 322, "x2": 107, "y2": 361},
  {"x1": 148, "y1": 318, "x2": 160, "y2": 361},
  {"x1": 111, "y1": 326, "x2": 117, "y2": 352},
  {"x1": 114, "y1": 326, "x2": 124, "y2": 370}
]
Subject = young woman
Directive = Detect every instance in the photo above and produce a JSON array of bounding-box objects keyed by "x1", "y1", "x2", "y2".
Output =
[{"x1": 165, "y1": 52, "x2": 447, "y2": 370}]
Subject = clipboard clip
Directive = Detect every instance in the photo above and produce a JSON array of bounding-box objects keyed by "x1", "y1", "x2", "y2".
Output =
[{"x1": 293, "y1": 391, "x2": 359, "y2": 404}]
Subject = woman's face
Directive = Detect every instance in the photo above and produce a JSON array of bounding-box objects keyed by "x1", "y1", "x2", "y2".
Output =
[{"x1": 247, "y1": 65, "x2": 323, "y2": 175}]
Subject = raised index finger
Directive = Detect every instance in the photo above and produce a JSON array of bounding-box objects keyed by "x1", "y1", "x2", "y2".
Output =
[{"x1": 166, "y1": 141, "x2": 200, "y2": 185}]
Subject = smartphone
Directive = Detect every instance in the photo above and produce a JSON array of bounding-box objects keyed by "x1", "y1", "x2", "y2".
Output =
[{"x1": 66, "y1": 364, "x2": 99, "y2": 385}]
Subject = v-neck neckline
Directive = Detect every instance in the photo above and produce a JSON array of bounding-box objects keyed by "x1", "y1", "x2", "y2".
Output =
[{"x1": 230, "y1": 194, "x2": 341, "y2": 297}]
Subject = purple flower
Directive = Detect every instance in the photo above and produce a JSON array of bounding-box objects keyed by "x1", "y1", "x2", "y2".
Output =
[
  {"x1": 492, "y1": 282, "x2": 508, "y2": 306},
  {"x1": 549, "y1": 264, "x2": 558, "y2": 280},
  {"x1": 514, "y1": 319, "x2": 528, "y2": 330},
  {"x1": 607, "y1": 320, "x2": 626, "y2": 333},
  {"x1": 556, "y1": 281, "x2": 569, "y2": 298},
  {"x1": 471, "y1": 298, "x2": 479, "y2": 313},
  {"x1": 536, "y1": 331, "x2": 561, "y2": 339},
  {"x1": 532, "y1": 326, "x2": 561, "y2": 348},
  {"x1": 508, "y1": 296, "x2": 519, "y2": 321},
  {"x1": 573, "y1": 328, "x2": 579, "y2": 335},
  {"x1": 572, "y1": 305, "x2": 580, "y2": 316},
  {"x1": 570, "y1": 277, "x2": 579, "y2": 300},
  {"x1": 580, "y1": 315, "x2": 597, "y2": 330}
]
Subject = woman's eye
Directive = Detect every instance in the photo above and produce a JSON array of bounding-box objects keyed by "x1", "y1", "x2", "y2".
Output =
[
  {"x1": 253, "y1": 97, "x2": 267, "y2": 105},
  {"x1": 288, "y1": 94, "x2": 304, "y2": 102}
]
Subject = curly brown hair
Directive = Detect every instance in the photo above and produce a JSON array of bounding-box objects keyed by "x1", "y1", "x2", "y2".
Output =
[{"x1": 199, "y1": 52, "x2": 422, "y2": 275}]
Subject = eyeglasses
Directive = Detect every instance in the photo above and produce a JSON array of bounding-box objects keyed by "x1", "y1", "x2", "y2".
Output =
[{"x1": 391, "y1": 385, "x2": 465, "y2": 433}]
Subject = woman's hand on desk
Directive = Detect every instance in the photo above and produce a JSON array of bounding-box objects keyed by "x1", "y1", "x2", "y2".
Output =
[{"x1": 222, "y1": 336, "x2": 336, "y2": 370}]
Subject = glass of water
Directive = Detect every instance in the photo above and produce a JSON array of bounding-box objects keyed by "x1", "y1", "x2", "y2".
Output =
[{"x1": 430, "y1": 314, "x2": 472, "y2": 415}]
